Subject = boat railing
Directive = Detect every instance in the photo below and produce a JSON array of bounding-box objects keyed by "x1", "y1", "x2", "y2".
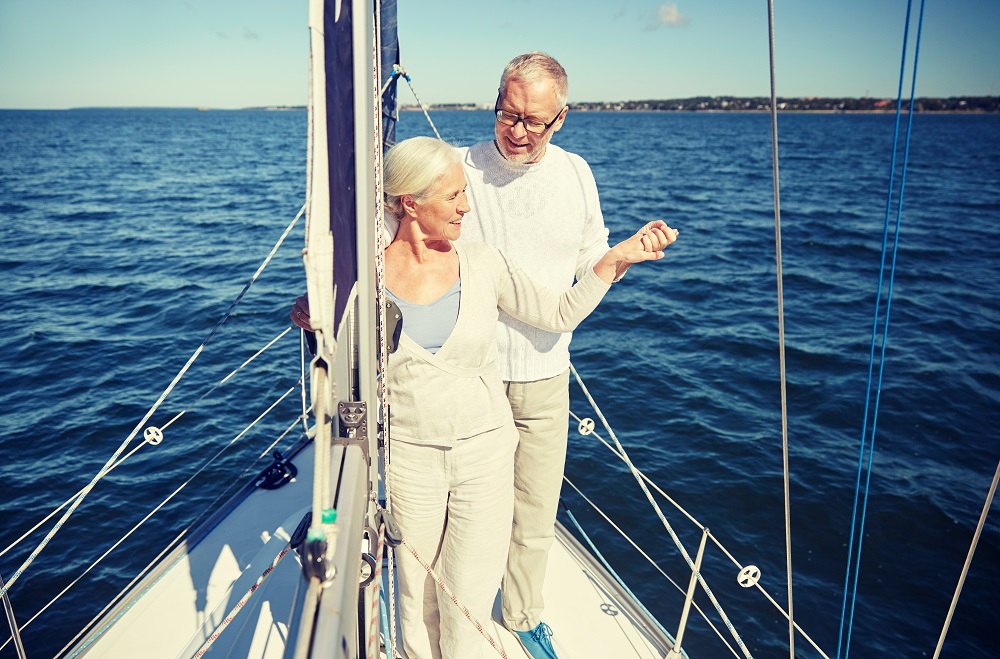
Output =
[{"x1": 565, "y1": 363, "x2": 831, "y2": 659}]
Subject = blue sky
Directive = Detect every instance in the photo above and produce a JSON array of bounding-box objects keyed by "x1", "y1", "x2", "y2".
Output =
[{"x1": 0, "y1": 0, "x2": 996, "y2": 109}]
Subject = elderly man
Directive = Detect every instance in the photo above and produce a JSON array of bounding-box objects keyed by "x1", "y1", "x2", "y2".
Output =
[{"x1": 459, "y1": 51, "x2": 629, "y2": 659}]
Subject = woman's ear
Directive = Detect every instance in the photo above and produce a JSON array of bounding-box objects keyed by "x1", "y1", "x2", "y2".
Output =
[{"x1": 401, "y1": 194, "x2": 418, "y2": 218}]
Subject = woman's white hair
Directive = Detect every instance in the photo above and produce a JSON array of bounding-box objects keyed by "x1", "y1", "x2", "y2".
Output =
[{"x1": 384, "y1": 136, "x2": 460, "y2": 220}]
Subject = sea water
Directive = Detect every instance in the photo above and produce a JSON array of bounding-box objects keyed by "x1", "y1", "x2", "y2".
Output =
[{"x1": 0, "y1": 108, "x2": 998, "y2": 658}]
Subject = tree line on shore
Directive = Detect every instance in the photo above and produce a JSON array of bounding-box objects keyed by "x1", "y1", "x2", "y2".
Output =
[{"x1": 410, "y1": 96, "x2": 999, "y2": 113}]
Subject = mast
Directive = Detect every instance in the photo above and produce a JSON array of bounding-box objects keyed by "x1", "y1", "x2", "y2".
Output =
[{"x1": 294, "y1": 0, "x2": 385, "y2": 656}]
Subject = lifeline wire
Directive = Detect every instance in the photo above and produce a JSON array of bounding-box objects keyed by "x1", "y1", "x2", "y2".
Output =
[
  {"x1": 569, "y1": 364, "x2": 753, "y2": 659},
  {"x1": 0, "y1": 206, "x2": 304, "y2": 600},
  {"x1": 25, "y1": 412, "x2": 301, "y2": 658},
  {"x1": 764, "y1": 1, "x2": 795, "y2": 655},
  {"x1": 566, "y1": 409, "x2": 832, "y2": 659},
  {"x1": 0, "y1": 329, "x2": 295, "y2": 564},
  {"x1": 837, "y1": 2, "x2": 925, "y2": 657}
]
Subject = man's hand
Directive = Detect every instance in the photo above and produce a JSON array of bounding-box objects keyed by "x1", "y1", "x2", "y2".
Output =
[{"x1": 290, "y1": 294, "x2": 313, "y2": 331}]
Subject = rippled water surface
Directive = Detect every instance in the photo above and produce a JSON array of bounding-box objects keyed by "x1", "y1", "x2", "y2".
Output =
[{"x1": 1, "y1": 108, "x2": 998, "y2": 658}]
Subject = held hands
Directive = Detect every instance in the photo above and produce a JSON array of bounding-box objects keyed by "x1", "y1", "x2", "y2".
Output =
[{"x1": 594, "y1": 220, "x2": 679, "y2": 283}]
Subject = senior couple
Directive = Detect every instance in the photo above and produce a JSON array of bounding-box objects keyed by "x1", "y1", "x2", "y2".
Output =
[{"x1": 292, "y1": 52, "x2": 678, "y2": 659}]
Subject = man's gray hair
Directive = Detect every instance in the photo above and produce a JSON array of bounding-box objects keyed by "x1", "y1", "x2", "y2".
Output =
[
  {"x1": 384, "y1": 136, "x2": 460, "y2": 220},
  {"x1": 499, "y1": 51, "x2": 568, "y2": 108}
]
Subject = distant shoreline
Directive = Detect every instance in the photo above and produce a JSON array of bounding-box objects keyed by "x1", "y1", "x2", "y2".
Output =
[
  {"x1": 404, "y1": 95, "x2": 1000, "y2": 114},
  {"x1": 6, "y1": 95, "x2": 996, "y2": 113}
]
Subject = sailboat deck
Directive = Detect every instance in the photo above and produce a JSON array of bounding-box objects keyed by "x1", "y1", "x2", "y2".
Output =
[
  {"x1": 491, "y1": 523, "x2": 674, "y2": 658},
  {"x1": 382, "y1": 520, "x2": 675, "y2": 659}
]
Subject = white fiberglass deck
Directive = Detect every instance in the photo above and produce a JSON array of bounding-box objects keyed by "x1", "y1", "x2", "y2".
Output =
[
  {"x1": 62, "y1": 438, "x2": 674, "y2": 659},
  {"x1": 381, "y1": 521, "x2": 675, "y2": 659}
]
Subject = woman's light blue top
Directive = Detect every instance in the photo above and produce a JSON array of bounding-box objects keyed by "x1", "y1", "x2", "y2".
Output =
[{"x1": 386, "y1": 278, "x2": 461, "y2": 354}]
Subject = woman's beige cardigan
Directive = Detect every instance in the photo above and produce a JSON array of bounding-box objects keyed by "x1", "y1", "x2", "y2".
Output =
[{"x1": 386, "y1": 241, "x2": 610, "y2": 445}]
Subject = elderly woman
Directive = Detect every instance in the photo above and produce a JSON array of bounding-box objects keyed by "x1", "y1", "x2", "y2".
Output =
[{"x1": 293, "y1": 136, "x2": 676, "y2": 658}]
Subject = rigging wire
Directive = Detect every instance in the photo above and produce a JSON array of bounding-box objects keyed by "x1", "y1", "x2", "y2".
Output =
[
  {"x1": 0, "y1": 328, "x2": 296, "y2": 564},
  {"x1": 566, "y1": 409, "x2": 833, "y2": 658},
  {"x1": 837, "y1": 2, "x2": 926, "y2": 657},
  {"x1": 569, "y1": 364, "x2": 754, "y2": 659},
  {"x1": 0, "y1": 574, "x2": 26, "y2": 659},
  {"x1": 390, "y1": 64, "x2": 442, "y2": 140},
  {"x1": 933, "y1": 459, "x2": 1000, "y2": 657},
  {"x1": 0, "y1": 204, "x2": 304, "y2": 601},
  {"x1": 4, "y1": 406, "x2": 302, "y2": 657},
  {"x1": 763, "y1": 1, "x2": 795, "y2": 656}
]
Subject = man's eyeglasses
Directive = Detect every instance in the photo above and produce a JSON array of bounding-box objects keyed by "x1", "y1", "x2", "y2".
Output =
[{"x1": 494, "y1": 105, "x2": 566, "y2": 134}]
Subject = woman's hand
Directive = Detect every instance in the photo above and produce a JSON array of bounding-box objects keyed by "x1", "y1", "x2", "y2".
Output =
[
  {"x1": 594, "y1": 220, "x2": 679, "y2": 283},
  {"x1": 290, "y1": 294, "x2": 313, "y2": 331}
]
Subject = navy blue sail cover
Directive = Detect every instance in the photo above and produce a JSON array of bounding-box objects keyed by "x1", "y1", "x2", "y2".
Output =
[{"x1": 325, "y1": 0, "x2": 398, "y2": 330}]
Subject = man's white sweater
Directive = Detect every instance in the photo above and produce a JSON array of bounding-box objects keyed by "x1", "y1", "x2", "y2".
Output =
[{"x1": 458, "y1": 141, "x2": 611, "y2": 382}]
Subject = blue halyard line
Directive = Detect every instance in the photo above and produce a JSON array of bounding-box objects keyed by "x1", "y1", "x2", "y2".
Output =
[
  {"x1": 836, "y1": 1, "x2": 927, "y2": 657},
  {"x1": 380, "y1": 584, "x2": 391, "y2": 654}
]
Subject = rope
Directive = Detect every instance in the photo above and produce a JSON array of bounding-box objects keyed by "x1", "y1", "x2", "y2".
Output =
[
  {"x1": 837, "y1": 2, "x2": 926, "y2": 657},
  {"x1": 0, "y1": 328, "x2": 299, "y2": 568},
  {"x1": 368, "y1": 524, "x2": 387, "y2": 658},
  {"x1": 158, "y1": 328, "x2": 294, "y2": 434},
  {"x1": 375, "y1": 31, "x2": 402, "y2": 659},
  {"x1": 0, "y1": 329, "x2": 296, "y2": 568},
  {"x1": 51, "y1": 411, "x2": 300, "y2": 659},
  {"x1": 0, "y1": 206, "x2": 304, "y2": 600},
  {"x1": 400, "y1": 536, "x2": 509, "y2": 658},
  {"x1": 763, "y1": 2, "x2": 797, "y2": 656},
  {"x1": 933, "y1": 459, "x2": 1000, "y2": 657},
  {"x1": 192, "y1": 544, "x2": 293, "y2": 658},
  {"x1": 369, "y1": 501, "x2": 508, "y2": 658},
  {"x1": 569, "y1": 364, "x2": 753, "y2": 659}
]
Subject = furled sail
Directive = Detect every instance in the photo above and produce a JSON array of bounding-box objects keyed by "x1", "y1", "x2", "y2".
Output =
[{"x1": 295, "y1": 0, "x2": 392, "y2": 656}]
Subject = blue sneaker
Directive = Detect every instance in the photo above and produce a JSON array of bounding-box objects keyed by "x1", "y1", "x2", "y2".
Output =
[{"x1": 512, "y1": 622, "x2": 558, "y2": 659}]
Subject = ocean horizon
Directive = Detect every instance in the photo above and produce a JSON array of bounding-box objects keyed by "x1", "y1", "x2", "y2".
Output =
[{"x1": 1, "y1": 108, "x2": 998, "y2": 658}]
